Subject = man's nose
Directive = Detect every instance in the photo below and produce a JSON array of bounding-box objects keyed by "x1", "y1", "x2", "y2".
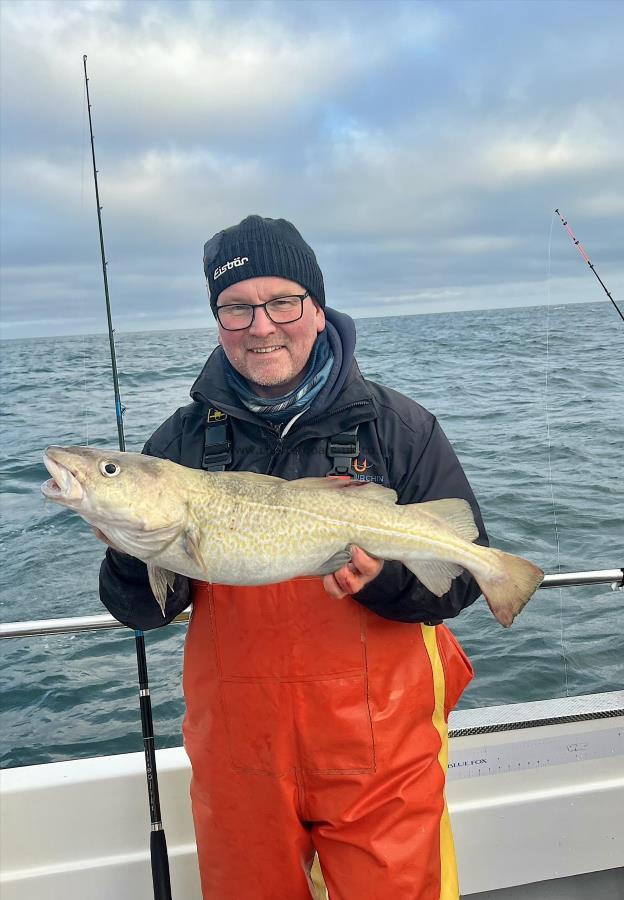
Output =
[{"x1": 248, "y1": 305, "x2": 277, "y2": 336}]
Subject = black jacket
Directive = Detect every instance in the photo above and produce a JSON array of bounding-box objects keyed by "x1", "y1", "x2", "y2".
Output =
[{"x1": 99, "y1": 320, "x2": 488, "y2": 631}]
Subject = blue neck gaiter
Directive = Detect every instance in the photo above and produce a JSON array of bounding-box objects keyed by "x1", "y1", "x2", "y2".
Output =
[{"x1": 223, "y1": 327, "x2": 334, "y2": 423}]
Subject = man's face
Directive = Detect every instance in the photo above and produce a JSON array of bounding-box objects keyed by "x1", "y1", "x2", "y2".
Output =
[{"x1": 216, "y1": 276, "x2": 326, "y2": 398}]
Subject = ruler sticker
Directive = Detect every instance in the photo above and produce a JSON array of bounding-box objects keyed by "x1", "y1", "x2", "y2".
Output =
[{"x1": 447, "y1": 726, "x2": 623, "y2": 780}]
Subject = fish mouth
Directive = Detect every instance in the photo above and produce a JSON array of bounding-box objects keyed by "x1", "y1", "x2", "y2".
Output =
[{"x1": 41, "y1": 448, "x2": 84, "y2": 506}]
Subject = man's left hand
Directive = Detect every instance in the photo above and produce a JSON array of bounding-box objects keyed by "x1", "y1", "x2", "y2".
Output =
[{"x1": 323, "y1": 545, "x2": 384, "y2": 599}]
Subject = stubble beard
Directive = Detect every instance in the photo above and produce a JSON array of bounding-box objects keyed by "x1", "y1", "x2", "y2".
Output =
[{"x1": 240, "y1": 346, "x2": 307, "y2": 395}]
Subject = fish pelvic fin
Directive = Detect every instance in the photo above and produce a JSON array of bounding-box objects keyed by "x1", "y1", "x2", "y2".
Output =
[
  {"x1": 147, "y1": 564, "x2": 177, "y2": 616},
  {"x1": 415, "y1": 499, "x2": 479, "y2": 542},
  {"x1": 473, "y1": 550, "x2": 544, "y2": 628},
  {"x1": 403, "y1": 558, "x2": 465, "y2": 596}
]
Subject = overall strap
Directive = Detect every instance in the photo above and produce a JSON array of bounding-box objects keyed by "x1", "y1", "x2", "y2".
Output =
[
  {"x1": 202, "y1": 408, "x2": 359, "y2": 476},
  {"x1": 326, "y1": 426, "x2": 360, "y2": 478},
  {"x1": 202, "y1": 408, "x2": 232, "y2": 471}
]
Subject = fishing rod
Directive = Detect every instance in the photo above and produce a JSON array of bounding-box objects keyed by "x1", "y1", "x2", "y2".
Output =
[
  {"x1": 555, "y1": 208, "x2": 624, "y2": 323},
  {"x1": 82, "y1": 55, "x2": 172, "y2": 900}
]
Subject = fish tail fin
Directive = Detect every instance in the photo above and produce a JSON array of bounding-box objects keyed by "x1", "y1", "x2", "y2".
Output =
[{"x1": 473, "y1": 550, "x2": 544, "y2": 627}]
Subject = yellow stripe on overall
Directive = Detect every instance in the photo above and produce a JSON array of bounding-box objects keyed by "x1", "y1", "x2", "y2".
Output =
[{"x1": 421, "y1": 624, "x2": 460, "y2": 900}]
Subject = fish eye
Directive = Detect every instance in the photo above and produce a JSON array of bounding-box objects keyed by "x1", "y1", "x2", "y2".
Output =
[{"x1": 99, "y1": 461, "x2": 121, "y2": 477}]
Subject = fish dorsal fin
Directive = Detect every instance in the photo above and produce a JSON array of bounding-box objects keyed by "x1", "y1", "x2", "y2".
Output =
[
  {"x1": 288, "y1": 477, "x2": 398, "y2": 504},
  {"x1": 217, "y1": 471, "x2": 398, "y2": 504},
  {"x1": 217, "y1": 471, "x2": 286, "y2": 485},
  {"x1": 416, "y1": 499, "x2": 479, "y2": 542}
]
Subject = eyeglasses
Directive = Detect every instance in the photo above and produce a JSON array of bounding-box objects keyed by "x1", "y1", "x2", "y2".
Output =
[{"x1": 216, "y1": 292, "x2": 310, "y2": 331}]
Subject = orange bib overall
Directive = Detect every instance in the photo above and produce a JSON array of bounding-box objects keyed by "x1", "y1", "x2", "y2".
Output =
[{"x1": 183, "y1": 578, "x2": 473, "y2": 899}]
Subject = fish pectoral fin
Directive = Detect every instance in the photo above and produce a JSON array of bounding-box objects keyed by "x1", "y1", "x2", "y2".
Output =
[
  {"x1": 132, "y1": 519, "x2": 185, "y2": 549},
  {"x1": 147, "y1": 564, "x2": 177, "y2": 616},
  {"x1": 403, "y1": 558, "x2": 464, "y2": 597},
  {"x1": 312, "y1": 546, "x2": 353, "y2": 576},
  {"x1": 415, "y1": 499, "x2": 479, "y2": 542},
  {"x1": 182, "y1": 524, "x2": 206, "y2": 571}
]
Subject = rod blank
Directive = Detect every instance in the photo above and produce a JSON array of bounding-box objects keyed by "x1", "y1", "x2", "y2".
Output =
[
  {"x1": 82, "y1": 54, "x2": 171, "y2": 900},
  {"x1": 555, "y1": 208, "x2": 624, "y2": 323}
]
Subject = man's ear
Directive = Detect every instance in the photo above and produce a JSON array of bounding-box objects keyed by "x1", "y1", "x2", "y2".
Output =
[{"x1": 315, "y1": 303, "x2": 326, "y2": 333}]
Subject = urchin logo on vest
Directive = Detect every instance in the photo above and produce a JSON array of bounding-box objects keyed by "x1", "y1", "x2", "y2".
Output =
[
  {"x1": 353, "y1": 457, "x2": 384, "y2": 484},
  {"x1": 214, "y1": 256, "x2": 250, "y2": 280}
]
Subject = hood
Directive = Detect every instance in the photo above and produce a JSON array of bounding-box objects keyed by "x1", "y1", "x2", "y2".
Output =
[{"x1": 190, "y1": 306, "x2": 370, "y2": 427}]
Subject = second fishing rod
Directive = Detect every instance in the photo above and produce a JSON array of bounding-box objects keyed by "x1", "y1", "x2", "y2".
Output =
[
  {"x1": 83, "y1": 54, "x2": 172, "y2": 900},
  {"x1": 555, "y1": 208, "x2": 624, "y2": 324}
]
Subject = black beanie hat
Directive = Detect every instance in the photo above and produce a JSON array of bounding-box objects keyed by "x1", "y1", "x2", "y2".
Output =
[{"x1": 203, "y1": 215, "x2": 325, "y2": 314}]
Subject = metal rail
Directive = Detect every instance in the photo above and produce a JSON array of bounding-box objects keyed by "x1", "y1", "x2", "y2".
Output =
[
  {"x1": 1, "y1": 569, "x2": 622, "y2": 639},
  {"x1": 540, "y1": 568, "x2": 623, "y2": 589},
  {"x1": 0, "y1": 612, "x2": 190, "y2": 639}
]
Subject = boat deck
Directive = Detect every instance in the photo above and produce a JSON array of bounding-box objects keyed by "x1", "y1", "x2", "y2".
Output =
[{"x1": 2, "y1": 692, "x2": 623, "y2": 898}]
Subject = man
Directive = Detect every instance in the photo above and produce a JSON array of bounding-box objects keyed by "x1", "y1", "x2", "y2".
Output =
[{"x1": 99, "y1": 215, "x2": 488, "y2": 900}]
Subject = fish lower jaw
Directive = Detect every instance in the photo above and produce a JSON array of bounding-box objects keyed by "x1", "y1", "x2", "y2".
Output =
[
  {"x1": 41, "y1": 452, "x2": 84, "y2": 503},
  {"x1": 41, "y1": 477, "x2": 84, "y2": 504}
]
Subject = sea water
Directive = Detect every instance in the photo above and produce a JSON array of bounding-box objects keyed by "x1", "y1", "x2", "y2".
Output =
[{"x1": 1, "y1": 301, "x2": 622, "y2": 767}]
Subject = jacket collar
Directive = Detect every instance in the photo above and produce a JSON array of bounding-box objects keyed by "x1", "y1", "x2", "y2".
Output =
[{"x1": 190, "y1": 348, "x2": 376, "y2": 438}]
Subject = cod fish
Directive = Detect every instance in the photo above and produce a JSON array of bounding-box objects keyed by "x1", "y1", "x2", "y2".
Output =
[{"x1": 42, "y1": 446, "x2": 544, "y2": 627}]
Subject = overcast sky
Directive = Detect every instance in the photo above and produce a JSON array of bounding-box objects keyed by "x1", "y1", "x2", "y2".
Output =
[{"x1": 1, "y1": 0, "x2": 622, "y2": 338}]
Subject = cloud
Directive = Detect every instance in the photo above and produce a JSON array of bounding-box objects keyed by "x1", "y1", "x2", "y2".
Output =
[
  {"x1": 483, "y1": 117, "x2": 620, "y2": 183},
  {"x1": 0, "y1": 0, "x2": 449, "y2": 154},
  {"x1": 579, "y1": 192, "x2": 624, "y2": 217},
  {"x1": 1, "y1": 0, "x2": 623, "y2": 338}
]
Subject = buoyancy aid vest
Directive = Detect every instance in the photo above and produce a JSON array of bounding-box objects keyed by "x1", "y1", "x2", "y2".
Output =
[
  {"x1": 201, "y1": 405, "x2": 361, "y2": 479},
  {"x1": 183, "y1": 576, "x2": 473, "y2": 899}
]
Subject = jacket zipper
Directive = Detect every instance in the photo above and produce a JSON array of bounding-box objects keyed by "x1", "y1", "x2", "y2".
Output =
[
  {"x1": 266, "y1": 438, "x2": 283, "y2": 475},
  {"x1": 264, "y1": 400, "x2": 372, "y2": 476}
]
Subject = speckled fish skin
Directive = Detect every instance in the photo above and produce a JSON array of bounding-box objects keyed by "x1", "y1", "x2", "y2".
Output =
[{"x1": 41, "y1": 446, "x2": 544, "y2": 627}]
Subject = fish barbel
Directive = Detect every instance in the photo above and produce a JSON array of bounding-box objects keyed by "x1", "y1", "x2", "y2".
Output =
[{"x1": 41, "y1": 446, "x2": 543, "y2": 627}]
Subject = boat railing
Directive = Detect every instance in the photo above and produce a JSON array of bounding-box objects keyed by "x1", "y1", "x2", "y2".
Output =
[{"x1": 1, "y1": 568, "x2": 622, "y2": 639}]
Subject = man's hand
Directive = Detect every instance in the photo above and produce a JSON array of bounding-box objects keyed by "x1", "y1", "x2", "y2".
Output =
[{"x1": 323, "y1": 545, "x2": 384, "y2": 599}]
